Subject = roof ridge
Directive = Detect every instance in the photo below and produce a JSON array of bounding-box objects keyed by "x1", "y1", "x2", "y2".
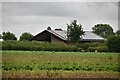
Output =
[{"x1": 47, "y1": 30, "x2": 67, "y2": 40}]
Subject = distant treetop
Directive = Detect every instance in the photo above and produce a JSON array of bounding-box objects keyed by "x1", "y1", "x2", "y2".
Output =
[
  {"x1": 2, "y1": 32, "x2": 17, "y2": 41},
  {"x1": 47, "y1": 26, "x2": 52, "y2": 30}
]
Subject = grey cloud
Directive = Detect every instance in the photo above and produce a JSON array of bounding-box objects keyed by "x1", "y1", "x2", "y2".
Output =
[
  {"x1": 1, "y1": 0, "x2": 120, "y2": 2},
  {"x1": 3, "y1": 2, "x2": 117, "y2": 20},
  {"x1": 2, "y1": 2, "x2": 118, "y2": 38}
]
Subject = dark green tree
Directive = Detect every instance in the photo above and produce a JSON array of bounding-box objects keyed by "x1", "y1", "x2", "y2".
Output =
[
  {"x1": 92, "y1": 24, "x2": 114, "y2": 38},
  {"x1": 107, "y1": 35, "x2": 120, "y2": 52},
  {"x1": 67, "y1": 20, "x2": 85, "y2": 42},
  {"x1": 47, "y1": 26, "x2": 51, "y2": 30},
  {"x1": 2, "y1": 32, "x2": 17, "y2": 41},
  {"x1": 0, "y1": 34, "x2": 2, "y2": 39},
  {"x1": 19, "y1": 32, "x2": 33, "y2": 41},
  {"x1": 116, "y1": 30, "x2": 120, "y2": 36}
]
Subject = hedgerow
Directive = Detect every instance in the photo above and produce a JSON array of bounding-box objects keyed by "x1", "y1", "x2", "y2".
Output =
[
  {"x1": 2, "y1": 41, "x2": 78, "y2": 51},
  {"x1": 88, "y1": 46, "x2": 108, "y2": 52},
  {"x1": 77, "y1": 42, "x2": 107, "y2": 52}
]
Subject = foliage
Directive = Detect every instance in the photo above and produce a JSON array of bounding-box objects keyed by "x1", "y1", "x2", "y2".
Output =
[
  {"x1": 55, "y1": 28, "x2": 62, "y2": 31},
  {"x1": 2, "y1": 41, "x2": 78, "y2": 51},
  {"x1": 77, "y1": 42, "x2": 107, "y2": 51},
  {"x1": 0, "y1": 34, "x2": 2, "y2": 39},
  {"x1": 2, "y1": 32, "x2": 17, "y2": 41},
  {"x1": 67, "y1": 20, "x2": 85, "y2": 42},
  {"x1": 2, "y1": 51, "x2": 119, "y2": 77},
  {"x1": 107, "y1": 35, "x2": 120, "y2": 52},
  {"x1": 77, "y1": 43, "x2": 91, "y2": 51},
  {"x1": 19, "y1": 32, "x2": 33, "y2": 41},
  {"x1": 88, "y1": 46, "x2": 108, "y2": 52},
  {"x1": 92, "y1": 24, "x2": 114, "y2": 38},
  {"x1": 116, "y1": 30, "x2": 120, "y2": 36},
  {"x1": 78, "y1": 48, "x2": 83, "y2": 52},
  {"x1": 47, "y1": 26, "x2": 51, "y2": 30}
]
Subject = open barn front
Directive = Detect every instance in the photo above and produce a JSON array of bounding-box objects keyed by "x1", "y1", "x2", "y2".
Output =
[{"x1": 31, "y1": 30, "x2": 52, "y2": 43}]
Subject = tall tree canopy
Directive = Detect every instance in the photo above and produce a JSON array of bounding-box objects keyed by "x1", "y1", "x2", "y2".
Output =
[
  {"x1": 2, "y1": 32, "x2": 17, "y2": 41},
  {"x1": 67, "y1": 20, "x2": 85, "y2": 42},
  {"x1": 92, "y1": 24, "x2": 114, "y2": 38},
  {"x1": 19, "y1": 32, "x2": 33, "y2": 41}
]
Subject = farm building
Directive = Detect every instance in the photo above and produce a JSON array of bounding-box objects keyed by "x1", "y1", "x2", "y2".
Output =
[{"x1": 30, "y1": 29, "x2": 106, "y2": 43}]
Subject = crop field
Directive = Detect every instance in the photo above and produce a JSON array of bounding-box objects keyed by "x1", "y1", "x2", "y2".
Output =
[{"x1": 1, "y1": 51, "x2": 120, "y2": 78}]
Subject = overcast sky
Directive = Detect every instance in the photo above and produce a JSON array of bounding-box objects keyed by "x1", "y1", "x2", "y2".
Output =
[{"x1": 1, "y1": 0, "x2": 119, "y2": 39}]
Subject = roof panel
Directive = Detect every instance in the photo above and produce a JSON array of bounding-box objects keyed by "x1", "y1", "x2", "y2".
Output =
[{"x1": 46, "y1": 30, "x2": 106, "y2": 41}]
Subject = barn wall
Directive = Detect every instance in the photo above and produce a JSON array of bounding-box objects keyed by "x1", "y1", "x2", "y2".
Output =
[
  {"x1": 51, "y1": 35, "x2": 65, "y2": 43},
  {"x1": 31, "y1": 31, "x2": 51, "y2": 42}
]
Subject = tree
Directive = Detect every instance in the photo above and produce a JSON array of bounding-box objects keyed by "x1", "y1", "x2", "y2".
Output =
[
  {"x1": 19, "y1": 32, "x2": 33, "y2": 41},
  {"x1": 107, "y1": 35, "x2": 120, "y2": 52},
  {"x1": 92, "y1": 24, "x2": 114, "y2": 38},
  {"x1": 55, "y1": 28, "x2": 62, "y2": 31},
  {"x1": 2, "y1": 32, "x2": 17, "y2": 41},
  {"x1": 116, "y1": 30, "x2": 120, "y2": 36},
  {"x1": 0, "y1": 34, "x2": 2, "y2": 39},
  {"x1": 67, "y1": 20, "x2": 85, "y2": 42},
  {"x1": 47, "y1": 26, "x2": 51, "y2": 30}
]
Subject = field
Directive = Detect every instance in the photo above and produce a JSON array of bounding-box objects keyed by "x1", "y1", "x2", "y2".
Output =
[{"x1": 1, "y1": 51, "x2": 119, "y2": 78}]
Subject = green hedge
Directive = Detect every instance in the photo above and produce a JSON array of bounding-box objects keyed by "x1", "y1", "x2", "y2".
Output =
[
  {"x1": 2, "y1": 41, "x2": 78, "y2": 51},
  {"x1": 88, "y1": 46, "x2": 108, "y2": 52},
  {"x1": 107, "y1": 35, "x2": 120, "y2": 52},
  {"x1": 77, "y1": 42, "x2": 106, "y2": 51}
]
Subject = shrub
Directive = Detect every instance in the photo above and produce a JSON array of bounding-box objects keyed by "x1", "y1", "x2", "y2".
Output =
[
  {"x1": 78, "y1": 48, "x2": 83, "y2": 52},
  {"x1": 77, "y1": 43, "x2": 91, "y2": 50},
  {"x1": 77, "y1": 42, "x2": 106, "y2": 51},
  {"x1": 2, "y1": 41, "x2": 78, "y2": 51},
  {"x1": 107, "y1": 35, "x2": 120, "y2": 52},
  {"x1": 88, "y1": 46, "x2": 108, "y2": 52},
  {"x1": 88, "y1": 47, "x2": 96, "y2": 52}
]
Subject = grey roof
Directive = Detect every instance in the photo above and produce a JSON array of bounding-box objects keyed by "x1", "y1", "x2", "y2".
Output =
[
  {"x1": 47, "y1": 30, "x2": 106, "y2": 41},
  {"x1": 81, "y1": 31, "x2": 106, "y2": 41},
  {"x1": 47, "y1": 30, "x2": 67, "y2": 41}
]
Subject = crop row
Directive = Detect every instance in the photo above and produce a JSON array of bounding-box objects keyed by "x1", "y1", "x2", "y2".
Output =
[{"x1": 2, "y1": 64, "x2": 120, "y2": 72}]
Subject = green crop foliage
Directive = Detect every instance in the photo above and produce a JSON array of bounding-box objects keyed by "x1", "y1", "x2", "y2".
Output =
[{"x1": 2, "y1": 51, "x2": 119, "y2": 71}]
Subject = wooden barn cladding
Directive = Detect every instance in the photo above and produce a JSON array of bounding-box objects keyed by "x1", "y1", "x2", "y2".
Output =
[
  {"x1": 30, "y1": 30, "x2": 67, "y2": 43},
  {"x1": 30, "y1": 29, "x2": 106, "y2": 43}
]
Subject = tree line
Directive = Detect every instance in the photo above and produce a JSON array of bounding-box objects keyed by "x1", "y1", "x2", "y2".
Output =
[
  {"x1": 0, "y1": 20, "x2": 120, "y2": 41},
  {"x1": 0, "y1": 32, "x2": 33, "y2": 41}
]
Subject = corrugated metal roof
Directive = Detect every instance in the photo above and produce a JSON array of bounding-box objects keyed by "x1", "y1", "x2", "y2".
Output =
[
  {"x1": 47, "y1": 30, "x2": 106, "y2": 41},
  {"x1": 47, "y1": 30, "x2": 67, "y2": 41},
  {"x1": 81, "y1": 31, "x2": 106, "y2": 41}
]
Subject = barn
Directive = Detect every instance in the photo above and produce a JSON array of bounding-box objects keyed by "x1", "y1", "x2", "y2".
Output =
[{"x1": 30, "y1": 29, "x2": 106, "y2": 43}]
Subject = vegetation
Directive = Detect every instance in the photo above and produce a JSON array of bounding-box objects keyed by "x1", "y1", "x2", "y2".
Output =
[
  {"x1": 88, "y1": 46, "x2": 108, "y2": 52},
  {"x1": 67, "y1": 20, "x2": 85, "y2": 42},
  {"x1": 116, "y1": 30, "x2": 120, "y2": 36},
  {"x1": 107, "y1": 35, "x2": 120, "y2": 52},
  {"x1": 2, "y1": 41, "x2": 78, "y2": 51},
  {"x1": 19, "y1": 32, "x2": 33, "y2": 41},
  {"x1": 0, "y1": 34, "x2": 2, "y2": 39},
  {"x1": 47, "y1": 26, "x2": 52, "y2": 30},
  {"x1": 77, "y1": 42, "x2": 100, "y2": 51},
  {"x1": 76, "y1": 42, "x2": 108, "y2": 52},
  {"x1": 2, "y1": 32, "x2": 17, "y2": 41},
  {"x1": 2, "y1": 51, "x2": 119, "y2": 78},
  {"x1": 92, "y1": 24, "x2": 114, "y2": 38},
  {"x1": 2, "y1": 40, "x2": 120, "y2": 53}
]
